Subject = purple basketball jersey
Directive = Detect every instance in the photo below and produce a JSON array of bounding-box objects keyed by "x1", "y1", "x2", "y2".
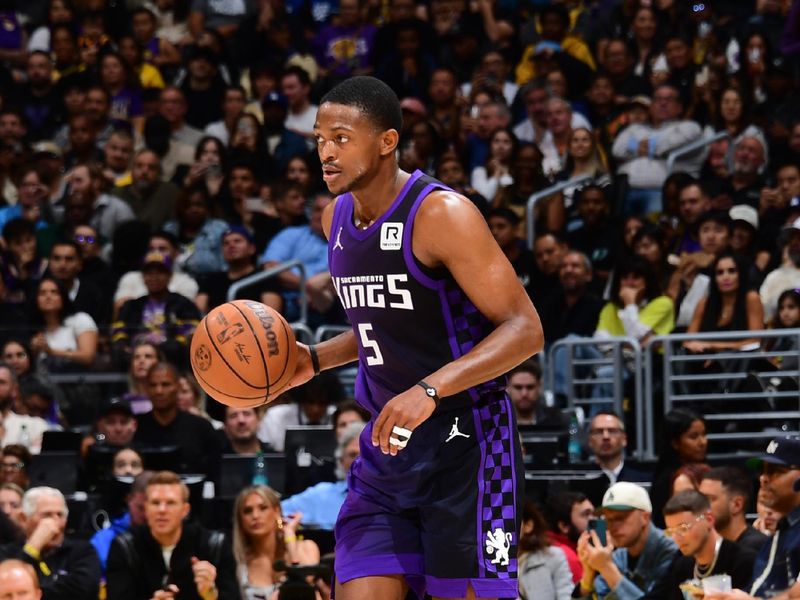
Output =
[
  {"x1": 328, "y1": 170, "x2": 503, "y2": 418},
  {"x1": 329, "y1": 171, "x2": 523, "y2": 598}
]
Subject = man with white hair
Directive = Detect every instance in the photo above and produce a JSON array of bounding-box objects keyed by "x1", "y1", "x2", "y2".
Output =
[
  {"x1": 540, "y1": 96, "x2": 579, "y2": 175},
  {"x1": 730, "y1": 128, "x2": 768, "y2": 208},
  {"x1": 0, "y1": 558, "x2": 42, "y2": 599},
  {"x1": 281, "y1": 421, "x2": 365, "y2": 530},
  {"x1": 0, "y1": 487, "x2": 100, "y2": 599}
]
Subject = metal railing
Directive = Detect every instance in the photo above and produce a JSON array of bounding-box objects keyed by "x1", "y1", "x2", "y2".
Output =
[
  {"x1": 666, "y1": 130, "x2": 729, "y2": 174},
  {"x1": 526, "y1": 174, "x2": 594, "y2": 249},
  {"x1": 545, "y1": 336, "x2": 645, "y2": 458},
  {"x1": 646, "y1": 328, "x2": 800, "y2": 458},
  {"x1": 227, "y1": 259, "x2": 308, "y2": 325}
]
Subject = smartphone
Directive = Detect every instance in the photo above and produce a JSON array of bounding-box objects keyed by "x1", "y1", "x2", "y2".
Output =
[
  {"x1": 588, "y1": 518, "x2": 607, "y2": 546},
  {"x1": 244, "y1": 197, "x2": 263, "y2": 212},
  {"x1": 206, "y1": 163, "x2": 221, "y2": 178}
]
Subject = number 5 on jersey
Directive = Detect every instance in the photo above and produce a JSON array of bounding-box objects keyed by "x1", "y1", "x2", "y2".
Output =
[{"x1": 358, "y1": 323, "x2": 384, "y2": 366}]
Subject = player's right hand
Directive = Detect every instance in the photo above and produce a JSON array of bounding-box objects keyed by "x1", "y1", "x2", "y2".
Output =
[{"x1": 283, "y1": 343, "x2": 315, "y2": 392}]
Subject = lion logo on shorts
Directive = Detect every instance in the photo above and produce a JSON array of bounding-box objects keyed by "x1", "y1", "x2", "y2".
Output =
[{"x1": 485, "y1": 528, "x2": 512, "y2": 567}]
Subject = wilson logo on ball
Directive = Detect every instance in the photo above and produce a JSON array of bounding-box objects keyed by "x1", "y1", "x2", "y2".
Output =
[{"x1": 244, "y1": 301, "x2": 280, "y2": 356}]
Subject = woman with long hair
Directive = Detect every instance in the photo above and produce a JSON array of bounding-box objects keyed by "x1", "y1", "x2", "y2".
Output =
[
  {"x1": 232, "y1": 485, "x2": 320, "y2": 599},
  {"x1": 629, "y1": 6, "x2": 660, "y2": 79},
  {"x1": 183, "y1": 135, "x2": 228, "y2": 198},
  {"x1": 650, "y1": 408, "x2": 708, "y2": 526},
  {"x1": 28, "y1": 276, "x2": 98, "y2": 371},
  {"x1": 556, "y1": 127, "x2": 611, "y2": 227},
  {"x1": 685, "y1": 252, "x2": 764, "y2": 352},
  {"x1": 124, "y1": 340, "x2": 164, "y2": 414},
  {"x1": 633, "y1": 224, "x2": 675, "y2": 295},
  {"x1": 1, "y1": 339, "x2": 33, "y2": 381},
  {"x1": 708, "y1": 87, "x2": 753, "y2": 139},
  {"x1": 471, "y1": 127, "x2": 519, "y2": 204},
  {"x1": 518, "y1": 500, "x2": 573, "y2": 600},
  {"x1": 98, "y1": 50, "x2": 144, "y2": 130},
  {"x1": 27, "y1": 0, "x2": 76, "y2": 52}
]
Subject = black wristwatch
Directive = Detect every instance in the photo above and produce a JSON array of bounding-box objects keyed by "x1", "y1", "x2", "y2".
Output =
[{"x1": 416, "y1": 380, "x2": 440, "y2": 407}]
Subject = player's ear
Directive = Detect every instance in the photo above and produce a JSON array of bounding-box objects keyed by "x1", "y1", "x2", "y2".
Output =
[{"x1": 379, "y1": 128, "x2": 400, "y2": 156}]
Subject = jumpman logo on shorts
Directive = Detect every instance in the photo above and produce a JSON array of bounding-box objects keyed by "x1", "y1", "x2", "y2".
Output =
[
  {"x1": 445, "y1": 417, "x2": 470, "y2": 443},
  {"x1": 333, "y1": 227, "x2": 344, "y2": 251}
]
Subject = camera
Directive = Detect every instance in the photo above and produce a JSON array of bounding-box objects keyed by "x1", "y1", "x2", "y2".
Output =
[{"x1": 274, "y1": 558, "x2": 334, "y2": 600}]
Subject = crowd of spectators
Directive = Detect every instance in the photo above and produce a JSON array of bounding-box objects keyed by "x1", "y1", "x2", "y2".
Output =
[{"x1": 0, "y1": 0, "x2": 800, "y2": 598}]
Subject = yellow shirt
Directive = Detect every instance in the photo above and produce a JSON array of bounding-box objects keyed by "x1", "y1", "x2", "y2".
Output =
[
  {"x1": 139, "y1": 63, "x2": 165, "y2": 89},
  {"x1": 515, "y1": 35, "x2": 596, "y2": 85}
]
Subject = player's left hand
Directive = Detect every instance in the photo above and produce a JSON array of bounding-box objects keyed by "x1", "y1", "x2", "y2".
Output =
[{"x1": 372, "y1": 386, "x2": 437, "y2": 456}]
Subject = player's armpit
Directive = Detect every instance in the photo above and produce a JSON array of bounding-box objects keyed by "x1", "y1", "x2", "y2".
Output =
[{"x1": 411, "y1": 190, "x2": 544, "y2": 397}]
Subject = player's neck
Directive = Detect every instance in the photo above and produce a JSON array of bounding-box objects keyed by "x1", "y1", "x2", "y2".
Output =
[{"x1": 351, "y1": 166, "x2": 409, "y2": 227}]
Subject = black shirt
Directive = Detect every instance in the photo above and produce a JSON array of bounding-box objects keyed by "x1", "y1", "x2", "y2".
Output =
[
  {"x1": 668, "y1": 538, "x2": 755, "y2": 600},
  {"x1": 134, "y1": 410, "x2": 222, "y2": 482},
  {"x1": 737, "y1": 525, "x2": 769, "y2": 558},
  {"x1": 538, "y1": 288, "x2": 604, "y2": 345}
]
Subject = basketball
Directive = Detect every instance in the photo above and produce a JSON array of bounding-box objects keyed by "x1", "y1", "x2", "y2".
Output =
[{"x1": 190, "y1": 300, "x2": 298, "y2": 408}]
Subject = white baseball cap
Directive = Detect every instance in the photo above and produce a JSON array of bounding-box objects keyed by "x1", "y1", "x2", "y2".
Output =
[
  {"x1": 601, "y1": 482, "x2": 652, "y2": 513},
  {"x1": 729, "y1": 204, "x2": 759, "y2": 231}
]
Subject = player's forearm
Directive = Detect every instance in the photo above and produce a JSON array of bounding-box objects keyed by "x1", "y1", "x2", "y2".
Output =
[
  {"x1": 425, "y1": 311, "x2": 543, "y2": 399},
  {"x1": 316, "y1": 330, "x2": 359, "y2": 371}
]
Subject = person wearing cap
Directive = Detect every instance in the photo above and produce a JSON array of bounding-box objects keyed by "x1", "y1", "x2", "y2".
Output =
[
  {"x1": 664, "y1": 489, "x2": 756, "y2": 600},
  {"x1": 575, "y1": 481, "x2": 677, "y2": 600},
  {"x1": 729, "y1": 205, "x2": 761, "y2": 268},
  {"x1": 703, "y1": 437, "x2": 800, "y2": 600},
  {"x1": 111, "y1": 250, "x2": 201, "y2": 369},
  {"x1": 196, "y1": 225, "x2": 280, "y2": 313},
  {"x1": 91, "y1": 397, "x2": 138, "y2": 448},
  {"x1": 179, "y1": 46, "x2": 227, "y2": 130},
  {"x1": 114, "y1": 231, "x2": 200, "y2": 311},
  {"x1": 261, "y1": 90, "x2": 308, "y2": 173}
]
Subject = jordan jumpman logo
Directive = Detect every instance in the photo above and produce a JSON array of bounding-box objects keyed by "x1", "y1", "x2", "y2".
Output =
[
  {"x1": 445, "y1": 417, "x2": 470, "y2": 443},
  {"x1": 333, "y1": 227, "x2": 344, "y2": 251}
]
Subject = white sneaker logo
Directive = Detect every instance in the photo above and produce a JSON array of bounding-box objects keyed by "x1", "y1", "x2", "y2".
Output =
[
  {"x1": 485, "y1": 528, "x2": 512, "y2": 566},
  {"x1": 445, "y1": 417, "x2": 470, "y2": 443},
  {"x1": 333, "y1": 227, "x2": 344, "y2": 251}
]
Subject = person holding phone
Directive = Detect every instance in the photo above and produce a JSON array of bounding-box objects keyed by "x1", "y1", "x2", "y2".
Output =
[{"x1": 575, "y1": 482, "x2": 677, "y2": 600}]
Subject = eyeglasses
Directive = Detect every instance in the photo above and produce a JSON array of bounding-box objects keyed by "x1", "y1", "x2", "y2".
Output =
[
  {"x1": 1, "y1": 461, "x2": 25, "y2": 471},
  {"x1": 74, "y1": 234, "x2": 96, "y2": 245},
  {"x1": 589, "y1": 427, "x2": 624, "y2": 436},
  {"x1": 664, "y1": 514, "x2": 706, "y2": 538}
]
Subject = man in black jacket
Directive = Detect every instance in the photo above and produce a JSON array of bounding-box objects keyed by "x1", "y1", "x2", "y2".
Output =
[
  {"x1": 134, "y1": 363, "x2": 221, "y2": 483},
  {"x1": 0, "y1": 487, "x2": 100, "y2": 600},
  {"x1": 106, "y1": 471, "x2": 239, "y2": 600},
  {"x1": 111, "y1": 250, "x2": 201, "y2": 368}
]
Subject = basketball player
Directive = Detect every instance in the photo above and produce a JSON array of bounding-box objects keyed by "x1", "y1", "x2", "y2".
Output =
[{"x1": 286, "y1": 77, "x2": 543, "y2": 600}]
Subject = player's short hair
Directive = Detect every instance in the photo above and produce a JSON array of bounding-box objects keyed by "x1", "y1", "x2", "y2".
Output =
[
  {"x1": 701, "y1": 466, "x2": 753, "y2": 505},
  {"x1": 663, "y1": 489, "x2": 710, "y2": 516},
  {"x1": 320, "y1": 76, "x2": 403, "y2": 134}
]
